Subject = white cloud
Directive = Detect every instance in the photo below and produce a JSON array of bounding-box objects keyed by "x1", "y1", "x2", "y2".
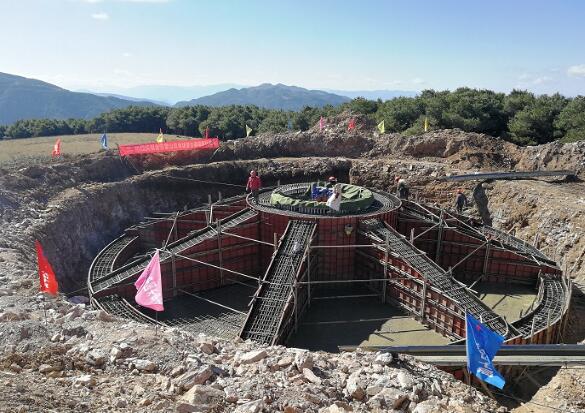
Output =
[
  {"x1": 568, "y1": 64, "x2": 585, "y2": 78},
  {"x1": 411, "y1": 78, "x2": 425, "y2": 85},
  {"x1": 122, "y1": 52, "x2": 133, "y2": 57},
  {"x1": 91, "y1": 12, "x2": 109, "y2": 20},
  {"x1": 532, "y1": 76, "x2": 551, "y2": 85}
]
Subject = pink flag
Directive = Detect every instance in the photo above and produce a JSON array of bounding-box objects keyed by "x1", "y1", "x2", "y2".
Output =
[
  {"x1": 134, "y1": 250, "x2": 164, "y2": 312},
  {"x1": 319, "y1": 116, "x2": 324, "y2": 131}
]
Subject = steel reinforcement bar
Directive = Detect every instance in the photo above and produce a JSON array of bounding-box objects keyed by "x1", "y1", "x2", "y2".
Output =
[
  {"x1": 512, "y1": 274, "x2": 570, "y2": 339},
  {"x1": 240, "y1": 220, "x2": 316, "y2": 344},
  {"x1": 90, "y1": 207, "x2": 257, "y2": 294},
  {"x1": 360, "y1": 219, "x2": 512, "y2": 338},
  {"x1": 402, "y1": 200, "x2": 556, "y2": 268}
]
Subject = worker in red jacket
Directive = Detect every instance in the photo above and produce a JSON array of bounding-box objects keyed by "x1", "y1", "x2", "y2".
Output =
[{"x1": 246, "y1": 170, "x2": 262, "y2": 201}]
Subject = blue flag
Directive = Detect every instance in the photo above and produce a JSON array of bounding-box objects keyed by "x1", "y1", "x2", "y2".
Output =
[
  {"x1": 466, "y1": 313, "x2": 506, "y2": 389},
  {"x1": 100, "y1": 133, "x2": 108, "y2": 149}
]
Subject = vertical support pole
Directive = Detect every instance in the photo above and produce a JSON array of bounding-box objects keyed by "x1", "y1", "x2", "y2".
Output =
[
  {"x1": 546, "y1": 310, "x2": 552, "y2": 343},
  {"x1": 307, "y1": 247, "x2": 312, "y2": 308},
  {"x1": 482, "y1": 241, "x2": 491, "y2": 283},
  {"x1": 173, "y1": 215, "x2": 178, "y2": 242},
  {"x1": 217, "y1": 220, "x2": 224, "y2": 286},
  {"x1": 530, "y1": 317, "x2": 537, "y2": 344},
  {"x1": 410, "y1": 228, "x2": 415, "y2": 244},
  {"x1": 171, "y1": 252, "x2": 177, "y2": 297},
  {"x1": 420, "y1": 279, "x2": 427, "y2": 320},
  {"x1": 207, "y1": 194, "x2": 213, "y2": 225},
  {"x1": 293, "y1": 279, "x2": 298, "y2": 333},
  {"x1": 277, "y1": 179, "x2": 281, "y2": 186},
  {"x1": 218, "y1": 191, "x2": 222, "y2": 202},
  {"x1": 273, "y1": 233, "x2": 278, "y2": 252},
  {"x1": 435, "y1": 209, "x2": 444, "y2": 264},
  {"x1": 382, "y1": 233, "x2": 389, "y2": 303}
]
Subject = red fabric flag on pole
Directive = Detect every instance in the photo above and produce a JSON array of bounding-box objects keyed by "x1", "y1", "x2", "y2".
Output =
[
  {"x1": 35, "y1": 241, "x2": 59, "y2": 295},
  {"x1": 348, "y1": 118, "x2": 356, "y2": 131},
  {"x1": 52, "y1": 138, "x2": 61, "y2": 157},
  {"x1": 134, "y1": 251, "x2": 164, "y2": 312}
]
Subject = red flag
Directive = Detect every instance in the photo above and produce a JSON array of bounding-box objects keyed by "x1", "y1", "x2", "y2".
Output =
[
  {"x1": 319, "y1": 116, "x2": 324, "y2": 131},
  {"x1": 52, "y1": 138, "x2": 61, "y2": 157},
  {"x1": 348, "y1": 118, "x2": 356, "y2": 131},
  {"x1": 35, "y1": 241, "x2": 59, "y2": 295}
]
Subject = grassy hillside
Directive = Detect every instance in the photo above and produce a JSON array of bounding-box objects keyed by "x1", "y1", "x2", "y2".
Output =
[{"x1": 0, "y1": 133, "x2": 191, "y2": 165}]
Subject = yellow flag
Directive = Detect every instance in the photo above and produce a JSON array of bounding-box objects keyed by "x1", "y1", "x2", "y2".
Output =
[
  {"x1": 424, "y1": 117, "x2": 429, "y2": 132},
  {"x1": 156, "y1": 128, "x2": 164, "y2": 143},
  {"x1": 246, "y1": 124, "x2": 252, "y2": 137},
  {"x1": 377, "y1": 120, "x2": 385, "y2": 134}
]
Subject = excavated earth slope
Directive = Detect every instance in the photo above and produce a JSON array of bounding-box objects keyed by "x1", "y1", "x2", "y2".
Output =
[{"x1": 1, "y1": 123, "x2": 584, "y2": 412}]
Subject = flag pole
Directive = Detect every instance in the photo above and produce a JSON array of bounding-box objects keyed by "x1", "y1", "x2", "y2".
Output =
[{"x1": 42, "y1": 293, "x2": 48, "y2": 326}]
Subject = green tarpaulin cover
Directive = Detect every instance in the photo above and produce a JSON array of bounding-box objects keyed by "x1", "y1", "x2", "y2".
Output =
[{"x1": 270, "y1": 183, "x2": 373, "y2": 213}]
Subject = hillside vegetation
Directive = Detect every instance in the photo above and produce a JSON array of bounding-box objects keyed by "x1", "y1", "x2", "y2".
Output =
[{"x1": 2, "y1": 88, "x2": 585, "y2": 144}]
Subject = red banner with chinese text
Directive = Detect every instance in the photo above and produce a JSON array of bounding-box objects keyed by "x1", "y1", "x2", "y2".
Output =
[{"x1": 118, "y1": 138, "x2": 219, "y2": 157}]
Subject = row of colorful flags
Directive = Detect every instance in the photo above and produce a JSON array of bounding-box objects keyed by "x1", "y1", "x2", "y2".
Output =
[
  {"x1": 49, "y1": 116, "x2": 433, "y2": 157},
  {"x1": 316, "y1": 117, "x2": 430, "y2": 134}
]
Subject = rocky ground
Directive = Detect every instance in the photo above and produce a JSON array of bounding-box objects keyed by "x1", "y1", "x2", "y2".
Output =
[
  {"x1": 0, "y1": 295, "x2": 502, "y2": 413},
  {"x1": 1, "y1": 119, "x2": 585, "y2": 412}
]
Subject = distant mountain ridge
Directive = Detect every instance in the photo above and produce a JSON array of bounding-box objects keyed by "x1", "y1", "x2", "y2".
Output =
[
  {"x1": 176, "y1": 83, "x2": 350, "y2": 110},
  {"x1": 0, "y1": 71, "x2": 419, "y2": 125},
  {"x1": 325, "y1": 89, "x2": 418, "y2": 100},
  {"x1": 0, "y1": 72, "x2": 155, "y2": 125}
]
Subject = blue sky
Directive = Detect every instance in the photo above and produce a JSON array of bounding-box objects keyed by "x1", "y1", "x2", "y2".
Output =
[{"x1": 1, "y1": 0, "x2": 584, "y2": 95}]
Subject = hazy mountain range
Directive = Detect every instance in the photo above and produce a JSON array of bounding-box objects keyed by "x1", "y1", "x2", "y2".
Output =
[
  {"x1": 0, "y1": 72, "x2": 153, "y2": 125},
  {"x1": 0, "y1": 72, "x2": 417, "y2": 125},
  {"x1": 176, "y1": 83, "x2": 351, "y2": 110}
]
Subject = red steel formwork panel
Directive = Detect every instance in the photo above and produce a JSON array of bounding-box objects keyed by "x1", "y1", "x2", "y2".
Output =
[
  {"x1": 170, "y1": 219, "x2": 261, "y2": 297},
  {"x1": 107, "y1": 210, "x2": 260, "y2": 302},
  {"x1": 317, "y1": 216, "x2": 359, "y2": 281},
  {"x1": 355, "y1": 230, "x2": 466, "y2": 340},
  {"x1": 257, "y1": 209, "x2": 398, "y2": 282}
]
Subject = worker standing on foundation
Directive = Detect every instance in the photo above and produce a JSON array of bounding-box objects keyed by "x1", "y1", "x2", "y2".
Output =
[
  {"x1": 246, "y1": 170, "x2": 262, "y2": 201},
  {"x1": 326, "y1": 176, "x2": 337, "y2": 189},
  {"x1": 455, "y1": 188, "x2": 468, "y2": 213},
  {"x1": 396, "y1": 177, "x2": 409, "y2": 200}
]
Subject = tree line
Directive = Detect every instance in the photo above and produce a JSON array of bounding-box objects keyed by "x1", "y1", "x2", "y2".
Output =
[{"x1": 1, "y1": 88, "x2": 584, "y2": 145}]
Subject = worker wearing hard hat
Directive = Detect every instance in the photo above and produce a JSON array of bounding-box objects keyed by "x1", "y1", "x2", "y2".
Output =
[
  {"x1": 395, "y1": 176, "x2": 409, "y2": 200},
  {"x1": 455, "y1": 189, "x2": 468, "y2": 213},
  {"x1": 246, "y1": 170, "x2": 262, "y2": 201}
]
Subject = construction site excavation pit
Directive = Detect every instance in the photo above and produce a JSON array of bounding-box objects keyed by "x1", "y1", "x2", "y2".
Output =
[{"x1": 88, "y1": 181, "x2": 572, "y2": 359}]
